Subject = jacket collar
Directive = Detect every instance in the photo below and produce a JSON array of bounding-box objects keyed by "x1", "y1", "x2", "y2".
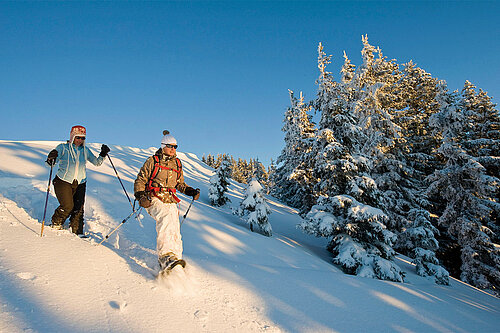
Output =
[{"x1": 155, "y1": 148, "x2": 176, "y2": 161}]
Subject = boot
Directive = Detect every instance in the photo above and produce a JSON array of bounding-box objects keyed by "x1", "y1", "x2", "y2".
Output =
[
  {"x1": 50, "y1": 223, "x2": 63, "y2": 230},
  {"x1": 158, "y1": 252, "x2": 177, "y2": 271},
  {"x1": 70, "y1": 208, "x2": 84, "y2": 235},
  {"x1": 50, "y1": 211, "x2": 66, "y2": 230},
  {"x1": 158, "y1": 252, "x2": 186, "y2": 273}
]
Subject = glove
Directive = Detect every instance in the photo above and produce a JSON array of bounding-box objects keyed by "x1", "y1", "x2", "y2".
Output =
[
  {"x1": 46, "y1": 149, "x2": 58, "y2": 166},
  {"x1": 185, "y1": 187, "x2": 200, "y2": 200},
  {"x1": 100, "y1": 144, "x2": 110, "y2": 157},
  {"x1": 135, "y1": 191, "x2": 152, "y2": 208},
  {"x1": 134, "y1": 191, "x2": 145, "y2": 200}
]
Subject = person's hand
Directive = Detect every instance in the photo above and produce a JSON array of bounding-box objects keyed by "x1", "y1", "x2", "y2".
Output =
[
  {"x1": 46, "y1": 149, "x2": 58, "y2": 166},
  {"x1": 135, "y1": 191, "x2": 145, "y2": 200},
  {"x1": 186, "y1": 187, "x2": 200, "y2": 200},
  {"x1": 100, "y1": 144, "x2": 110, "y2": 157}
]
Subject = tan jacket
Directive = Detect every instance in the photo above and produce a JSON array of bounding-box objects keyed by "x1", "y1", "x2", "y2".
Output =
[{"x1": 134, "y1": 149, "x2": 189, "y2": 204}]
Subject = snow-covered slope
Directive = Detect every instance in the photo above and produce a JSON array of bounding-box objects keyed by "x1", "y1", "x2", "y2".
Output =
[{"x1": 0, "y1": 140, "x2": 499, "y2": 333}]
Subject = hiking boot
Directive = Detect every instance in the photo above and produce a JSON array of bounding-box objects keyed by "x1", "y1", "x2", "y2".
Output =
[
  {"x1": 51, "y1": 223, "x2": 63, "y2": 230},
  {"x1": 158, "y1": 252, "x2": 178, "y2": 271}
]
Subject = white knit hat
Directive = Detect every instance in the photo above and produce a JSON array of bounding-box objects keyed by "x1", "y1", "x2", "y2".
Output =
[{"x1": 161, "y1": 130, "x2": 177, "y2": 146}]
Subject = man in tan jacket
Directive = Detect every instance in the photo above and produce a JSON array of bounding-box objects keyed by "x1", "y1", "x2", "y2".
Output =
[{"x1": 134, "y1": 130, "x2": 200, "y2": 274}]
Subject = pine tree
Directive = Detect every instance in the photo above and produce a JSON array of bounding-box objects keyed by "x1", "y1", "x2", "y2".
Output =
[
  {"x1": 234, "y1": 158, "x2": 248, "y2": 183},
  {"x1": 353, "y1": 38, "x2": 450, "y2": 283},
  {"x1": 271, "y1": 89, "x2": 316, "y2": 213},
  {"x1": 208, "y1": 155, "x2": 231, "y2": 207},
  {"x1": 252, "y1": 158, "x2": 269, "y2": 192},
  {"x1": 427, "y1": 86, "x2": 500, "y2": 295},
  {"x1": 235, "y1": 178, "x2": 272, "y2": 236},
  {"x1": 205, "y1": 154, "x2": 216, "y2": 168},
  {"x1": 267, "y1": 159, "x2": 277, "y2": 193},
  {"x1": 300, "y1": 41, "x2": 404, "y2": 282},
  {"x1": 300, "y1": 195, "x2": 405, "y2": 282},
  {"x1": 398, "y1": 209, "x2": 450, "y2": 284},
  {"x1": 460, "y1": 81, "x2": 500, "y2": 241}
]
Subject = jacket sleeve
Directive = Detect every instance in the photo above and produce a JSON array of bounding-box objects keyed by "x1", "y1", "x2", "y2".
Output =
[
  {"x1": 175, "y1": 165, "x2": 189, "y2": 194},
  {"x1": 85, "y1": 147, "x2": 104, "y2": 166},
  {"x1": 134, "y1": 157, "x2": 154, "y2": 193},
  {"x1": 45, "y1": 144, "x2": 64, "y2": 167}
]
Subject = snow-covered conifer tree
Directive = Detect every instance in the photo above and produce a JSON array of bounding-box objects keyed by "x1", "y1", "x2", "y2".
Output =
[
  {"x1": 271, "y1": 89, "x2": 316, "y2": 213},
  {"x1": 251, "y1": 158, "x2": 269, "y2": 193},
  {"x1": 300, "y1": 195, "x2": 405, "y2": 282},
  {"x1": 235, "y1": 178, "x2": 272, "y2": 236},
  {"x1": 208, "y1": 155, "x2": 231, "y2": 207},
  {"x1": 300, "y1": 41, "x2": 404, "y2": 282},
  {"x1": 348, "y1": 39, "x2": 450, "y2": 284},
  {"x1": 427, "y1": 86, "x2": 500, "y2": 295},
  {"x1": 398, "y1": 209, "x2": 449, "y2": 284},
  {"x1": 460, "y1": 82, "x2": 500, "y2": 240}
]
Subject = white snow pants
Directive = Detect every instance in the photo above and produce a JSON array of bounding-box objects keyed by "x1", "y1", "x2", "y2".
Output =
[{"x1": 146, "y1": 197, "x2": 183, "y2": 259}]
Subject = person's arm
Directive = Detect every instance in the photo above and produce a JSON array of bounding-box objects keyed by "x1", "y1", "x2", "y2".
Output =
[
  {"x1": 134, "y1": 157, "x2": 154, "y2": 198},
  {"x1": 85, "y1": 146, "x2": 105, "y2": 166},
  {"x1": 45, "y1": 144, "x2": 63, "y2": 167},
  {"x1": 177, "y1": 168, "x2": 200, "y2": 200}
]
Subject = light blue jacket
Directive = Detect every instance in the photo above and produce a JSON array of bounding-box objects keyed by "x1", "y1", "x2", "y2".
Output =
[{"x1": 49, "y1": 143, "x2": 104, "y2": 184}]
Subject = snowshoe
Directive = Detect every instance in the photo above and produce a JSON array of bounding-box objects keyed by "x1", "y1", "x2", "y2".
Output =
[
  {"x1": 159, "y1": 259, "x2": 186, "y2": 276},
  {"x1": 158, "y1": 254, "x2": 186, "y2": 278}
]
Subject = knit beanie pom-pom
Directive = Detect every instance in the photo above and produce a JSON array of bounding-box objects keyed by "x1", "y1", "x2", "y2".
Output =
[{"x1": 161, "y1": 130, "x2": 177, "y2": 146}]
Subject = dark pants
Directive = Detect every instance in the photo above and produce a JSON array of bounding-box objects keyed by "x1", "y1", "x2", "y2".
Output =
[{"x1": 51, "y1": 176, "x2": 87, "y2": 234}]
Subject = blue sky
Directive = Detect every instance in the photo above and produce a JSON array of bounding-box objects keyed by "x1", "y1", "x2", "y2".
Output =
[{"x1": 1, "y1": 1, "x2": 498, "y2": 166}]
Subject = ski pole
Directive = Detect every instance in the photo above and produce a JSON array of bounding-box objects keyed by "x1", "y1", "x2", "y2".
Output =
[
  {"x1": 98, "y1": 206, "x2": 142, "y2": 246},
  {"x1": 180, "y1": 197, "x2": 195, "y2": 226},
  {"x1": 40, "y1": 165, "x2": 54, "y2": 237},
  {"x1": 107, "y1": 154, "x2": 143, "y2": 224},
  {"x1": 107, "y1": 154, "x2": 133, "y2": 207}
]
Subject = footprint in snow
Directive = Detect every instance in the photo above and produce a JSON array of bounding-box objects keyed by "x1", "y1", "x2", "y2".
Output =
[
  {"x1": 17, "y1": 272, "x2": 36, "y2": 281},
  {"x1": 109, "y1": 301, "x2": 127, "y2": 311},
  {"x1": 194, "y1": 309, "x2": 209, "y2": 321}
]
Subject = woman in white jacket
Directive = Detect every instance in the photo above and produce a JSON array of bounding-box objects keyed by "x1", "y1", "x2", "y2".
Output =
[{"x1": 45, "y1": 125, "x2": 109, "y2": 235}]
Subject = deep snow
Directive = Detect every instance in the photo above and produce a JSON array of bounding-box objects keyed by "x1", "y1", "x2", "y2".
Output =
[{"x1": 0, "y1": 140, "x2": 499, "y2": 333}]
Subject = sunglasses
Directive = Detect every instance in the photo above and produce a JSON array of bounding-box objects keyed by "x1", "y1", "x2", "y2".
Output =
[
  {"x1": 162, "y1": 143, "x2": 178, "y2": 149},
  {"x1": 75, "y1": 136, "x2": 86, "y2": 140}
]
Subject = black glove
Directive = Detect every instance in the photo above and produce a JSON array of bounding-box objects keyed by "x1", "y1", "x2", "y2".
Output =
[
  {"x1": 135, "y1": 191, "x2": 145, "y2": 200},
  {"x1": 46, "y1": 149, "x2": 58, "y2": 166},
  {"x1": 185, "y1": 187, "x2": 200, "y2": 200},
  {"x1": 135, "y1": 191, "x2": 152, "y2": 208},
  {"x1": 100, "y1": 144, "x2": 110, "y2": 157}
]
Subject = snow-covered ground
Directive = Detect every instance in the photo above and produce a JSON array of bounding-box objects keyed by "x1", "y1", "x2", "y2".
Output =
[{"x1": 0, "y1": 140, "x2": 499, "y2": 333}]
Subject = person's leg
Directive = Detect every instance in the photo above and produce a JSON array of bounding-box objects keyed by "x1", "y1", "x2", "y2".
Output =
[
  {"x1": 51, "y1": 177, "x2": 75, "y2": 228},
  {"x1": 69, "y1": 182, "x2": 86, "y2": 234},
  {"x1": 146, "y1": 198, "x2": 183, "y2": 268}
]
